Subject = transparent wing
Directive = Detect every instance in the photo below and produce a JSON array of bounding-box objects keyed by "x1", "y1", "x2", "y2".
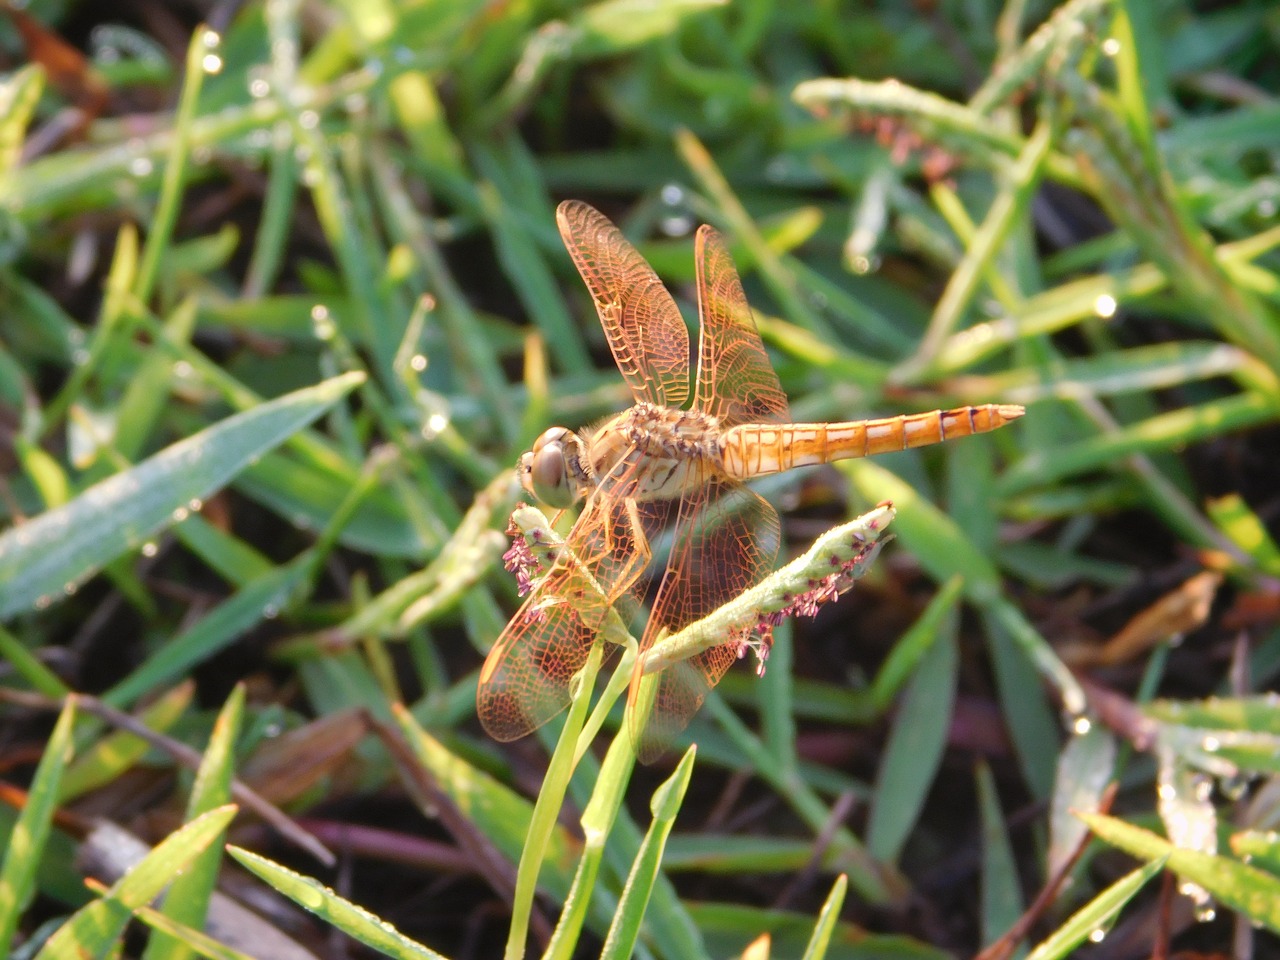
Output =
[
  {"x1": 479, "y1": 492, "x2": 648, "y2": 742},
  {"x1": 628, "y1": 478, "x2": 780, "y2": 762},
  {"x1": 557, "y1": 200, "x2": 691, "y2": 408},
  {"x1": 693, "y1": 225, "x2": 789, "y2": 427}
]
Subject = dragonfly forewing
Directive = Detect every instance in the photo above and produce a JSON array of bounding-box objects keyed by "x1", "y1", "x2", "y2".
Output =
[{"x1": 478, "y1": 492, "x2": 650, "y2": 742}]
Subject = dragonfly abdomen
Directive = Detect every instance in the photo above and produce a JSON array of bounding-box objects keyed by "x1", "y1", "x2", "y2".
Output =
[{"x1": 719, "y1": 403, "x2": 1024, "y2": 478}]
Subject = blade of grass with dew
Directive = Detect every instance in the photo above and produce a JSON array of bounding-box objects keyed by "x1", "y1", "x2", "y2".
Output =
[
  {"x1": 867, "y1": 623, "x2": 958, "y2": 864},
  {"x1": 0, "y1": 372, "x2": 364, "y2": 618},
  {"x1": 142, "y1": 685, "x2": 243, "y2": 960},
  {"x1": 226, "y1": 847, "x2": 447, "y2": 960},
  {"x1": 1081, "y1": 812, "x2": 1280, "y2": 932},
  {"x1": 0, "y1": 698, "x2": 76, "y2": 957},
  {"x1": 598, "y1": 746, "x2": 697, "y2": 960},
  {"x1": 1023, "y1": 856, "x2": 1167, "y2": 960},
  {"x1": 34, "y1": 806, "x2": 237, "y2": 960}
]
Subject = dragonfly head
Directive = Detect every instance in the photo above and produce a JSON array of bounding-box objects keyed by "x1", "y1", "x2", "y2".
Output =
[{"x1": 520, "y1": 426, "x2": 588, "y2": 509}]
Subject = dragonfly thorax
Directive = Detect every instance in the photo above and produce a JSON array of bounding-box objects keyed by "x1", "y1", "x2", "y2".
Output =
[{"x1": 586, "y1": 401, "x2": 723, "y2": 502}]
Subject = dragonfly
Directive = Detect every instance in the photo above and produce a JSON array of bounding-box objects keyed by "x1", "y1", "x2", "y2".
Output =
[{"x1": 478, "y1": 200, "x2": 1024, "y2": 760}]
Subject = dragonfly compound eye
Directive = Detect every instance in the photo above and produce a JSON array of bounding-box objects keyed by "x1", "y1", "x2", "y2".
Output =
[{"x1": 529, "y1": 427, "x2": 580, "y2": 508}]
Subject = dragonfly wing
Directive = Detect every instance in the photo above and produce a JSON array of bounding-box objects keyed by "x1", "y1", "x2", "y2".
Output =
[
  {"x1": 479, "y1": 493, "x2": 649, "y2": 742},
  {"x1": 693, "y1": 224, "x2": 789, "y2": 426},
  {"x1": 629, "y1": 479, "x2": 780, "y2": 762},
  {"x1": 557, "y1": 200, "x2": 691, "y2": 408}
]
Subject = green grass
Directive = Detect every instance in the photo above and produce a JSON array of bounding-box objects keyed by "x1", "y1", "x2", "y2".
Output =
[{"x1": 1, "y1": 1, "x2": 1280, "y2": 958}]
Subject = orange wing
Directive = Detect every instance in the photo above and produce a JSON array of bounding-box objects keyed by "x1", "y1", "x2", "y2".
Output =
[
  {"x1": 478, "y1": 491, "x2": 648, "y2": 742},
  {"x1": 626, "y1": 224, "x2": 790, "y2": 758},
  {"x1": 692, "y1": 224, "x2": 788, "y2": 426},
  {"x1": 630, "y1": 480, "x2": 781, "y2": 761},
  {"x1": 557, "y1": 200, "x2": 691, "y2": 408}
]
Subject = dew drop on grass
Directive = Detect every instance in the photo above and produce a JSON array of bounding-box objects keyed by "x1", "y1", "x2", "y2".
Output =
[
  {"x1": 141, "y1": 541, "x2": 159, "y2": 557},
  {"x1": 1094, "y1": 294, "x2": 1117, "y2": 318},
  {"x1": 248, "y1": 69, "x2": 270, "y2": 99},
  {"x1": 129, "y1": 156, "x2": 154, "y2": 178},
  {"x1": 1102, "y1": 37, "x2": 1122, "y2": 56},
  {"x1": 660, "y1": 213, "x2": 692, "y2": 237},
  {"x1": 310, "y1": 304, "x2": 335, "y2": 340},
  {"x1": 410, "y1": 354, "x2": 427, "y2": 373},
  {"x1": 1088, "y1": 927, "x2": 1106, "y2": 944},
  {"x1": 296, "y1": 884, "x2": 324, "y2": 910}
]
